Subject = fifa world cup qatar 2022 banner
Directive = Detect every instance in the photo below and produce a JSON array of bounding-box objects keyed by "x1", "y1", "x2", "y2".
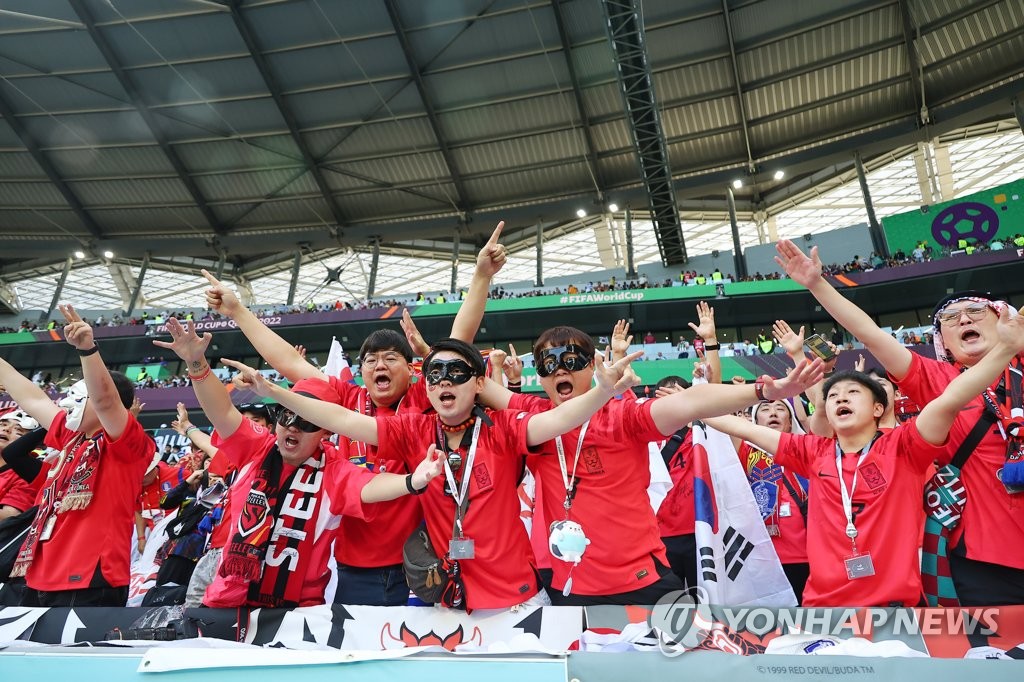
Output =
[{"x1": 882, "y1": 177, "x2": 1024, "y2": 256}]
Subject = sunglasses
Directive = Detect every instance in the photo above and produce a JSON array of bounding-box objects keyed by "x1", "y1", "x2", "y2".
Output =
[
  {"x1": 276, "y1": 409, "x2": 321, "y2": 433},
  {"x1": 424, "y1": 359, "x2": 476, "y2": 385},
  {"x1": 536, "y1": 344, "x2": 592, "y2": 378},
  {"x1": 936, "y1": 302, "x2": 991, "y2": 326},
  {"x1": 238, "y1": 402, "x2": 272, "y2": 414}
]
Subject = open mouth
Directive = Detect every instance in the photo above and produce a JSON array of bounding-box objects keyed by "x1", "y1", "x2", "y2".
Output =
[
  {"x1": 556, "y1": 381, "x2": 574, "y2": 398},
  {"x1": 283, "y1": 434, "x2": 300, "y2": 448},
  {"x1": 438, "y1": 391, "x2": 456, "y2": 408},
  {"x1": 766, "y1": 418, "x2": 782, "y2": 429},
  {"x1": 835, "y1": 406, "x2": 853, "y2": 418},
  {"x1": 374, "y1": 373, "x2": 392, "y2": 391},
  {"x1": 960, "y1": 329, "x2": 980, "y2": 342}
]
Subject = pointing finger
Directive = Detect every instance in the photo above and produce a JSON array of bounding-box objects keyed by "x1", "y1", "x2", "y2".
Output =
[{"x1": 485, "y1": 221, "x2": 505, "y2": 247}]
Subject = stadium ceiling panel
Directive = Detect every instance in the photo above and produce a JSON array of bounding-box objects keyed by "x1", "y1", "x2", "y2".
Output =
[{"x1": 0, "y1": 0, "x2": 1022, "y2": 310}]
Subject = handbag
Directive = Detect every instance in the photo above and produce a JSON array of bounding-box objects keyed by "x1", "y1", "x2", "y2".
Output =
[{"x1": 402, "y1": 490, "x2": 470, "y2": 610}]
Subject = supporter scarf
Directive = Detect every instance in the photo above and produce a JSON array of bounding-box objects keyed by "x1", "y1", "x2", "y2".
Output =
[
  {"x1": 218, "y1": 445, "x2": 325, "y2": 608},
  {"x1": 10, "y1": 433, "x2": 101, "y2": 578}
]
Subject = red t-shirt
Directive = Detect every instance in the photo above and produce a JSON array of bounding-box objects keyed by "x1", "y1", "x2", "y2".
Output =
[
  {"x1": 138, "y1": 462, "x2": 186, "y2": 513},
  {"x1": 893, "y1": 352, "x2": 1024, "y2": 569},
  {"x1": 656, "y1": 428, "x2": 696, "y2": 537},
  {"x1": 0, "y1": 465, "x2": 39, "y2": 513},
  {"x1": 30, "y1": 411, "x2": 153, "y2": 591},
  {"x1": 203, "y1": 419, "x2": 374, "y2": 608},
  {"x1": 376, "y1": 409, "x2": 539, "y2": 610},
  {"x1": 738, "y1": 441, "x2": 808, "y2": 564},
  {"x1": 327, "y1": 377, "x2": 431, "y2": 568},
  {"x1": 513, "y1": 392, "x2": 670, "y2": 596},
  {"x1": 775, "y1": 425, "x2": 943, "y2": 607}
]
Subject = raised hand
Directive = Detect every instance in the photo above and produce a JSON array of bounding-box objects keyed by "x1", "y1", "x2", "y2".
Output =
[
  {"x1": 294, "y1": 344, "x2": 307, "y2": 360},
  {"x1": 774, "y1": 240, "x2": 823, "y2": 288},
  {"x1": 475, "y1": 221, "x2": 507, "y2": 278},
  {"x1": 611, "y1": 319, "x2": 633, "y2": 361},
  {"x1": 854, "y1": 354, "x2": 866, "y2": 373},
  {"x1": 594, "y1": 347, "x2": 645, "y2": 396},
  {"x1": 130, "y1": 397, "x2": 146, "y2": 417},
  {"x1": 400, "y1": 308, "x2": 430, "y2": 357},
  {"x1": 411, "y1": 444, "x2": 445, "y2": 491},
  {"x1": 488, "y1": 348, "x2": 507, "y2": 381},
  {"x1": 504, "y1": 343, "x2": 524, "y2": 382},
  {"x1": 688, "y1": 301, "x2": 717, "y2": 341},
  {"x1": 995, "y1": 304, "x2": 1024, "y2": 354},
  {"x1": 58, "y1": 303, "x2": 94, "y2": 350},
  {"x1": 201, "y1": 269, "x2": 242, "y2": 317},
  {"x1": 176, "y1": 401, "x2": 189, "y2": 425},
  {"x1": 220, "y1": 358, "x2": 273, "y2": 397},
  {"x1": 771, "y1": 319, "x2": 805, "y2": 356},
  {"x1": 152, "y1": 317, "x2": 212, "y2": 366},
  {"x1": 655, "y1": 382, "x2": 686, "y2": 399},
  {"x1": 762, "y1": 358, "x2": 826, "y2": 400}
]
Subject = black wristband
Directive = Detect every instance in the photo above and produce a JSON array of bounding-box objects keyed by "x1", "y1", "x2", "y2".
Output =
[
  {"x1": 78, "y1": 344, "x2": 100, "y2": 357},
  {"x1": 703, "y1": 342, "x2": 720, "y2": 351},
  {"x1": 405, "y1": 473, "x2": 426, "y2": 495}
]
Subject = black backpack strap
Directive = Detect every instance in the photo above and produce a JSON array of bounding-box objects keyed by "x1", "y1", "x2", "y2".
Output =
[
  {"x1": 952, "y1": 409, "x2": 998, "y2": 471},
  {"x1": 779, "y1": 472, "x2": 809, "y2": 524},
  {"x1": 660, "y1": 426, "x2": 690, "y2": 467}
]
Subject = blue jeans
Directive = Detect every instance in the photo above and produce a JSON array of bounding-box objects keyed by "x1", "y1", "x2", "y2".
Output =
[{"x1": 334, "y1": 563, "x2": 409, "y2": 606}]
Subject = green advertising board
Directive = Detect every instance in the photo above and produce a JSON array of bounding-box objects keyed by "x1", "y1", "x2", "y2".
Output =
[
  {"x1": 881, "y1": 177, "x2": 1024, "y2": 256},
  {"x1": 411, "y1": 285, "x2": 718, "y2": 317}
]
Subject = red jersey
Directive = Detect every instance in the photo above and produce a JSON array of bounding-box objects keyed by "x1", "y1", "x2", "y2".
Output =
[
  {"x1": 894, "y1": 352, "x2": 1024, "y2": 569},
  {"x1": 203, "y1": 419, "x2": 374, "y2": 608},
  {"x1": 327, "y1": 377, "x2": 431, "y2": 568},
  {"x1": 738, "y1": 441, "x2": 808, "y2": 564},
  {"x1": 30, "y1": 411, "x2": 153, "y2": 591},
  {"x1": 775, "y1": 425, "x2": 943, "y2": 607},
  {"x1": 513, "y1": 393, "x2": 669, "y2": 596},
  {"x1": 656, "y1": 428, "x2": 696, "y2": 537},
  {"x1": 376, "y1": 409, "x2": 539, "y2": 610},
  {"x1": 138, "y1": 462, "x2": 187, "y2": 513},
  {"x1": 0, "y1": 465, "x2": 39, "y2": 512}
]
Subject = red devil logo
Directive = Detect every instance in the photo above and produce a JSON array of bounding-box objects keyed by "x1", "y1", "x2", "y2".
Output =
[{"x1": 380, "y1": 622, "x2": 483, "y2": 651}]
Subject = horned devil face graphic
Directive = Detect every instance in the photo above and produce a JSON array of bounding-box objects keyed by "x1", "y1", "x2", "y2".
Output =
[{"x1": 380, "y1": 622, "x2": 483, "y2": 651}]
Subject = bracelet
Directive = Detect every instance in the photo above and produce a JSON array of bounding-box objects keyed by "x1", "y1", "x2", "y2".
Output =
[
  {"x1": 189, "y1": 366, "x2": 213, "y2": 383},
  {"x1": 703, "y1": 342, "x2": 720, "y2": 351},
  {"x1": 405, "y1": 473, "x2": 426, "y2": 495},
  {"x1": 754, "y1": 375, "x2": 770, "y2": 401},
  {"x1": 77, "y1": 344, "x2": 100, "y2": 357},
  {"x1": 184, "y1": 426, "x2": 200, "y2": 438},
  {"x1": 507, "y1": 380, "x2": 522, "y2": 386}
]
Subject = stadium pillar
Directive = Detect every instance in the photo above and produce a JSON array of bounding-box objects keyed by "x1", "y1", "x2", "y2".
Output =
[
  {"x1": 726, "y1": 187, "x2": 747, "y2": 280},
  {"x1": 286, "y1": 249, "x2": 301, "y2": 306},
  {"x1": 1015, "y1": 96, "x2": 1024, "y2": 134},
  {"x1": 450, "y1": 231, "x2": 460, "y2": 294},
  {"x1": 39, "y1": 256, "x2": 73, "y2": 324},
  {"x1": 535, "y1": 221, "x2": 544, "y2": 287},
  {"x1": 624, "y1": 208, "x2": 637, "y2": 279},
  {"x1": 367, "y1": 239, "x2": 380, "y2": 300},
  {"x1": 124, "y1": 251, "x2": 150, "y2": 316},
  {"x1": 854, "y1": 151, "x2": 889, "y2": 258}
]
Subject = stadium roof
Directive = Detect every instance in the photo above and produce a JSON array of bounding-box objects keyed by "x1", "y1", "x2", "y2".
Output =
[{"x1": 1, "y1": 0, "x2": 1023, "y2": 312}]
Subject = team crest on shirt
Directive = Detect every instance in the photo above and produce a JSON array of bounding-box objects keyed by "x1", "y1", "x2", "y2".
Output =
[
  {"x1": 860, "y1": 462, "x2": 887, "y2": 490},
  {"x1": 239, "y1": 489, "x2": 271, "y2": 537},
  {"x1": 472, "y1": 462, "x2": 493, "y2": 492},
  {"x1": 581, "y1": 446, "x2": 604, "y2": 474}
]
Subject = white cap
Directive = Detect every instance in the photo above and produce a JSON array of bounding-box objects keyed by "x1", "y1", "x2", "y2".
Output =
[{"x1": 146, "y1": 450, "x2": 163, "y2": 475}]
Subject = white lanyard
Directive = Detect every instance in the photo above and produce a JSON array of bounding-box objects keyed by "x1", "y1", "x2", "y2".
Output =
[
  {"x1": 554, "y1": 419, "x2": 590, "y2": 513},
  {"x1": 441, "y1": 417, "x2": 483, "y2": 536},
  {"x1": 835, "y1": 437, "x2": 874, "y2": 550},
  {"x1": 357, "y1": 389, "x2": 404, "y2": 465}
]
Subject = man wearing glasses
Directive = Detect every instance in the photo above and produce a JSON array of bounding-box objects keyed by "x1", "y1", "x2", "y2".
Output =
[
  {"x1": 776, "y1": 238, "x2": 1024, "y2": 606},
  {"x1": 198, "y1": 223, "x2": 507, "y2": 605}
]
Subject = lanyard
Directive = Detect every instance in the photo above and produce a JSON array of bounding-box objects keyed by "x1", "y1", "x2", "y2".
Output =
[
  {"x1": 834, "y1": 435, "x2": 876, "y2": 552},
  {"x1": 554, "y1": 419, "x2": 590, "y2": 515},
  {"x1": 440, "y1": 417, "x2": 483, "y2": 537}
]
